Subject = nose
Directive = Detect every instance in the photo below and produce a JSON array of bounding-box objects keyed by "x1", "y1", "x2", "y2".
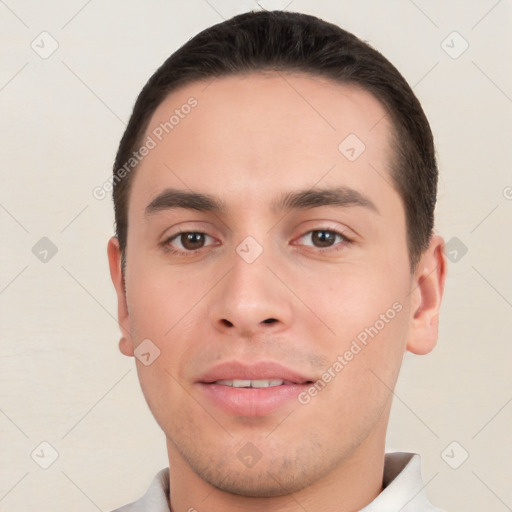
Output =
[{"x1": 208, "y1": 249, "x2": 293, "y2": 338}]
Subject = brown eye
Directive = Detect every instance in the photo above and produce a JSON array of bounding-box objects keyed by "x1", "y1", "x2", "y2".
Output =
[
  {"x1": 166, "y1": 232, "x2": 215, "y2": 253},
  {"x1": 310, "y1": 230, "x2": 339, "y2": 247},
  {"x1": 294, "y1": 228, "x2": 352, "y2": 252},
  {"x1": 300, "y1": 230, "x2": 346, "y2": 248},
  {"x1": 180, "y1": 232, "x2": 206, "y2": 250}
]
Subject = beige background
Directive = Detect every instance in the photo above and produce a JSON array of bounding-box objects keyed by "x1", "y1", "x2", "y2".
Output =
[{"x1": 1, "y1": 1, "x2": 511, "y2": 511}]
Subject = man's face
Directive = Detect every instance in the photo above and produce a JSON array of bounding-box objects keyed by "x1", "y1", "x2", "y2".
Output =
[{"x1": 112, "y1": 73, "x2": 424, "y2": 496}]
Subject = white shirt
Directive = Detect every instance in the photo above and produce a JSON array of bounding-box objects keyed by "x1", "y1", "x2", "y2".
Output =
[{"x1": 110, "y1": 452, "x2": 444, "y2": 512}]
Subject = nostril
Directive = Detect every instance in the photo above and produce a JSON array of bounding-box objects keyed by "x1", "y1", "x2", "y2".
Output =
[
  {"x1": 262, "y1": 318, "x2": 277, "y2": 324},
  {"x1": 221, "y1": 319, "x2": 234, "y2": 327}
]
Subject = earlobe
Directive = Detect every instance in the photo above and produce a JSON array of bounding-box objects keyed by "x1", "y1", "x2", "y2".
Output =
[
  {"x1": 406, "y1": 235, "x2": 447, "y2": 355},
  {"x1": 107, "y1": 237, "x2": 134, "y2": 357},
  {"x1": 118, "y1": 336, "x2": 134, "y2": 357}
]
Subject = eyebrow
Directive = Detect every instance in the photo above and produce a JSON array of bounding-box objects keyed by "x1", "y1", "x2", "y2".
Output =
[
  {"x1": 272, "y1": 186, "x2": 379, "y2": 215},
  {"x1": 145, "y1": 186, "x2": 379, "y2": 216},
  {"x1": 146, "y1": 188, "x2": 225, "y2": 215}
]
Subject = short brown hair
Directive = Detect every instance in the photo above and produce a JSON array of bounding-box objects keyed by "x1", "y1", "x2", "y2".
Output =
[{"x1": 112, "y1": 10, "x2": 438, "y2": 272}]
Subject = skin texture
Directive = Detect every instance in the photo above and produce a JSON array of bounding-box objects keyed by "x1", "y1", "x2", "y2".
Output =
[{"x1": 108, "y1": 72, "x2": 447, "y2": 512}]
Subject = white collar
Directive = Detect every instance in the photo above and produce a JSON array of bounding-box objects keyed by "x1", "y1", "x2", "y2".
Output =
[
  {"x1": 111, "y1": 452, "x2": 442, "y2": 511},
  {"x1": 360, "y1": 452, "x2": 442, "y2": 511}
]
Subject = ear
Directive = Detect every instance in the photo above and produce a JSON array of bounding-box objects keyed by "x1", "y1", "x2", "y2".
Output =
[
  {"x1": 107, "y1": 237, "x2": 134, "y2": 357},
  {"x1": 406, "y1": 234, "x2": 447, "y2": 355}
]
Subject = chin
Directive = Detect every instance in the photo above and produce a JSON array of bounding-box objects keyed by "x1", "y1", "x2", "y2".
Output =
[
  {"x1": 200, "y1": 467, "x2": 311, "y2": 498},
  {"x1": 181, "y1": 441, "x2": 339, "y2": 498}
]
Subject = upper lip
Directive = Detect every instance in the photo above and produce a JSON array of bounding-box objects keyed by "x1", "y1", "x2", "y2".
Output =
[{"x1": 197, "y1": 361, "x2": 313, "y2": 384}]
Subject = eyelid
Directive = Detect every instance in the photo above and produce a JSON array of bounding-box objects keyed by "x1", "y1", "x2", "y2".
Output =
[
  {"x1": 159, "y1": 221, "x2": 219, "y2": 243},
  {"x1": 292, "y1": 220, "x2": 356, "y2": 240}
]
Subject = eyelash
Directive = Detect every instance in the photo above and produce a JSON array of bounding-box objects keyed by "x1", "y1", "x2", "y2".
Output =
[{"x1": 162, "y1": 229, "x2": 353, "y2": 257}]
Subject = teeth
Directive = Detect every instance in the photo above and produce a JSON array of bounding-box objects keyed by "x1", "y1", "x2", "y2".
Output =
[
  {"x1": 216, "y1": 379, "x2": 285, "y2": 388},
  {"x1": 251, "y1": 379, "x2": 284, "y2": 388}
]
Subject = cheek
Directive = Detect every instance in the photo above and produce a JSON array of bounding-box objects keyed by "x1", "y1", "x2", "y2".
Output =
[
  {"x1": 297, "y1": 262, "x2": 409, "y2": 342},
  {"x1": 301, "y1": 302, "x2": 409, "y2": 440},
  {"x1": 124, "y1": 262, "x2": 210, "y2": 401},
  {"x1": 125, "y1": 261, "x2": 204, "y2": 339},
  {"x1": 133, "y1": 359, "x2": 198, "y2": 443},
  {"x1": 300, "y1": 264, "x2": 410, "y2": 398},
  {"x1": 125, "y1": 269, "x2": 200, "y2": 431}
]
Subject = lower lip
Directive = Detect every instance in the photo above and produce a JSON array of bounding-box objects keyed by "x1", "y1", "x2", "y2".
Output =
[{"x1": 198, "y1": 382, "x2": 309, "y2": 417}]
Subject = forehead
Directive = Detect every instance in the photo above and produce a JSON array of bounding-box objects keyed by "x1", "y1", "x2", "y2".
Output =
[{"x1": 130, "y1": 72, "x2": 398, "y2": 217}]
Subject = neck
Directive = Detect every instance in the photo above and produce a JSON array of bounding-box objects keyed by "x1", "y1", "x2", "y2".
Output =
[{"x1": 166, "y1": 415, "x2": 388, "y2": 512}]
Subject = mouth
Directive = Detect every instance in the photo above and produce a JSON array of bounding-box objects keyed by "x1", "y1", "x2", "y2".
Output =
[{"x1": 196, "y1": 361, "x2": 315, "y2": 417}]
